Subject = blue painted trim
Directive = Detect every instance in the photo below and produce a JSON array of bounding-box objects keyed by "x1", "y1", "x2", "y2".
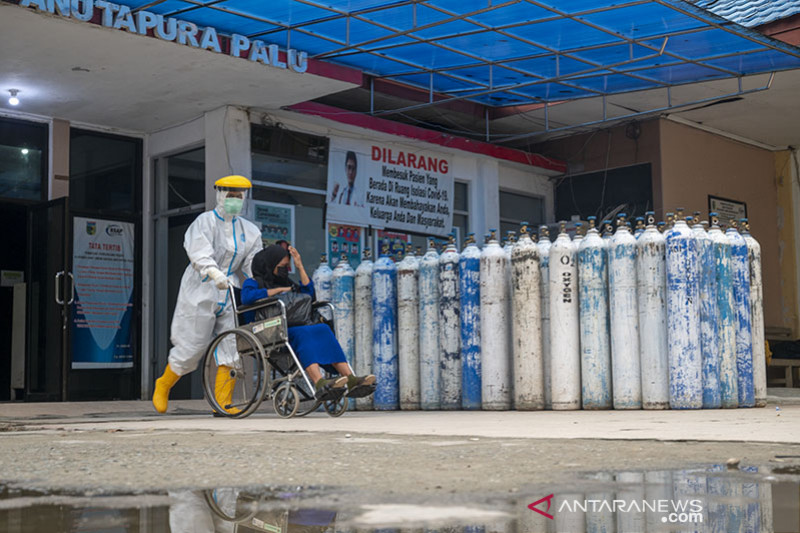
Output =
[{"x1": 213, "y1": 209, "x2": 224, "y2": 221}]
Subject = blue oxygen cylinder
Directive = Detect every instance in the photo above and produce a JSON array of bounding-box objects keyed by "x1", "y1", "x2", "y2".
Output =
[
  {"x1": 312, "y1": 253, "x2": 333, "y2": 320},
  {"x1": 397, "y1": 244, "x2": 420, "y2": 410},
  {"x1": 511, "y1": 222, "x2": 543, "y2": 410},
  {"x1": 439, "y1": 233, "x2": 462, "y2": 410},
  {"x1": 549, "y1": 222, "x2": 581, "y2": 410},
  {"x1": 419, "y1": 237, "x2": 441, "y2": 410},
  {"x1": 728, "y1": 220, "x2": 754, "y2": 407},
  {"x1": 665, "y1": 209, "x2": 702, "y2": 409},
  {"x1": 480, "y1": 229, "x2": 512, "y2": 410},
  {"x1": 742, "y1": 220, "x2": 767, "y2": 408},
  {"x1": 708, "y1": 214, "x2": 738, "y2": 408},
  {"x1": 692, "y1": 214, "x2": 721, "y2": 409},
  {"x1": 354, "y1": 248, "x2": 374, "y2": 410},
  {"x1": 372, "y1": 244, "x2": 398, "y2": 410},
  {"x1": 459, "y1": 233, "x2": 482, "y2": 410},
  {"x1": 577, "y1": 216, "x2": 612, "y2": 410},
  {"x1": 331, "y1": 253, "x2": 356, "y2": 371},
  {"x1": 537, "y1": 226, "x2": 552, "y2": 409},
  {"x1": 608, "y1": 214, "x2": 642, "y2": 409},
  {"x1": 636, "y1": 212, "x2": 669, "y2": 409}
]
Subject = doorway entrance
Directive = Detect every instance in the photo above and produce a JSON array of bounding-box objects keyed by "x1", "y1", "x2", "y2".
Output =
[
  {"x1": 25, "y1": 129, "x2": 143, "y2": 401},
  {"x1": 152, "y1": 147, "x2": 205, "y2": 399}
]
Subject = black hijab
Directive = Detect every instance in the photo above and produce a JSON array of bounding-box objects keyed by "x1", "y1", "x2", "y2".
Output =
[{"x1": 252, "y1": 244, "x2": 294, "y2": 290}]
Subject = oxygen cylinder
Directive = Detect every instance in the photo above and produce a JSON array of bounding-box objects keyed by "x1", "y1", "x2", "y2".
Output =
[
  {"x1": 608, "y1": 214, "x2": 642, "y2": 409},
  {"x1": 354, "y1": 248, "x2": 374, "y2": 410},
  {"x1": 419, "y1": 238, "x2": 441, "y2": 410},
  {"x1": 537, "y1": 226, "x2": 553, "y2": 410},
  {"x1": 311, "y1": 253, "x2": 333, "y2": 320},
  {"x1": 573, "y1": 222, "x2": 584, "y2": 246},
  {"x1": 728, "y1": 221, "x2": 754, "y2": 407},
  {"x1": 665, "y1": 209, "x2": 702, "y2": 409},
  {"x1": 692, "y1": 217, "x2": 721, "y2": 409},
  {"x1": 636, "y1": 212, "x2": 669, "y2": 409},
  {"x1": 480, "y1": 229, "x2": 511, "y2": 410},
  {"x1": 331, "y1": 253, "x2": 356, "y2": 371},
  {"x1": 708, "y1": 214, "x2": 738, "y2": 408},
  {"x1": 577, "y1": 216, "x2": 611, "y2": 409},
  {"x1": 439, "y1": 233, "x2": 462, "y2": 410},
  {"x1": 372, "y1": 245, "x2": 398, "y2": 410},
  {"x1": 549, "y1": 222, "x2": 581, "y2": 410},
  {"x1": 634, "y1": 217, "x2": 645, "y2": 239},
  {"x1": 397, "y1": 244, "x2": 420, "y2": 410},
  {"x1": 459, "y1": 233, "x2": 482, "y2": 410},
  {"x1": 503, "y1": 231, "x2": 515, "y2": 365},
  {"x1": 511, "y1": 222, "x2": 543, "y2": 410},
  {"x1": 742, "y1": 221, "x2": 767, "y2": 408}
]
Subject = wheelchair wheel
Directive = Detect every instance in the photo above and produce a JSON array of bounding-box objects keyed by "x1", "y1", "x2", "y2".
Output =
[
  {"x1": 202, "y1": 488, "x2": 259, "y2": 524},
  {"x1": 273, "y1": 383, "x2": 300, "y2": 418},
  {"x1": 323, "y1": 395, "x2": 348, "y2": 417},
  {"x1": 202, "y1": 328, "x2": 268, "y2": 418}
]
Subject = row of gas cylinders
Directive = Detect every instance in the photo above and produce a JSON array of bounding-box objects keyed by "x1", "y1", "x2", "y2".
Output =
[{"x1": 311, "y1": 209, "x2": 767, "y2": 411}]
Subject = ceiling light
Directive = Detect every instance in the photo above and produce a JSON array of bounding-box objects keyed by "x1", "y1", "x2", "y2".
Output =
[
  {"x1": 8, "y1": 89, "x2": 20, "y2": 106},
  {"x1": 21, "y1": 148, "x2": 29, "y2": 155}
]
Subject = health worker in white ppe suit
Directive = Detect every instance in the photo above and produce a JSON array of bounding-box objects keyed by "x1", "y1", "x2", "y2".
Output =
[{"x1": 152, "y1": 175, "x2": 262, "y2": 415}]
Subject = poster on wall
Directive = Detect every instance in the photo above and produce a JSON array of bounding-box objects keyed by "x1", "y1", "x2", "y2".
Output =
[
  {"x1": 71, "y1": 217, "x2": 135, "y2": 369},
  {"x1": 253, "y1": 201, "x2": 295, "y2": 247},
  {"x1": 326, "y1": 137, "x2": 454, "y2": 237},
  {"x1": 376, "y1": 230, "x2": 410, "y2": 262},
  {"x1": 708, "y1": 195, "x2": 747, "y2": 225},
  {"x1": 328, "y1": 223, "x2": 362, "y2": 268}
]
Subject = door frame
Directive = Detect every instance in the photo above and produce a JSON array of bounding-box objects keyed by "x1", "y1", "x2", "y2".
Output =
[{"x1": 150, "y1": 149, "x2": 205, "y2": 394}]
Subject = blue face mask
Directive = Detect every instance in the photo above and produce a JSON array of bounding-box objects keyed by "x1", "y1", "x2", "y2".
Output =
[{"x1": 224, "y1": 198, "x2": 243, "y2": 215}]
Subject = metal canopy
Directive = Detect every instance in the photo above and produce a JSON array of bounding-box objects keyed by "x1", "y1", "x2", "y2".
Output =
[{"x1": 113, "y1": 0, "x2": 800, "y2": 138}]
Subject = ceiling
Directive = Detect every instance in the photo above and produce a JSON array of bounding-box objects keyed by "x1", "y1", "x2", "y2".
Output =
[{"x1": 0, "y1": 4, "x2": 357, "y2": 132}]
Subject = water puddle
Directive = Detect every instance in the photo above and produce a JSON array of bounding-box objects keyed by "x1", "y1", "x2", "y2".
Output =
[{"x1": 2, "y1": 464, "x2": 799, "y2": 532}]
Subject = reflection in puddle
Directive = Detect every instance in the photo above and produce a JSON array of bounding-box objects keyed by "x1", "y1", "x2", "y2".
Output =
[{"x1": 1, "y1": 464, "x2": 798, "y2": 532}]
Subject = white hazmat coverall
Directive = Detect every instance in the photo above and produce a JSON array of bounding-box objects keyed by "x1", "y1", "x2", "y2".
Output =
[{"x1": 167, "y1": 207, "x2": 262, "y2": 376}]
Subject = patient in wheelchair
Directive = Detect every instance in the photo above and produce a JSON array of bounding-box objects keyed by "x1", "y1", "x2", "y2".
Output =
[{"x1": 241, "y1": 244, "x2": 375, "y2": 401}]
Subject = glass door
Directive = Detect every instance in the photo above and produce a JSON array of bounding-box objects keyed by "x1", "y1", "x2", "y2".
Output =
[{"x1": 26, "y1": 198, "x2": 70, "y2": 401}]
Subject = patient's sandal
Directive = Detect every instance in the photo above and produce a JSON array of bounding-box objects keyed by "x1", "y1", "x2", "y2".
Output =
[
  {"x1": 346, "y1": 374, "x2": 376, "y2": 398},
  {"x1": 315, "y1": 376, "x2": 347, "y2": 402}
]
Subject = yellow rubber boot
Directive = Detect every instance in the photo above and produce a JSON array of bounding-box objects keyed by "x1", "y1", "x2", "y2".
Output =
[
  {"x1": 152, "y1": 364, "x2": 180, "y2": 414},
  {"x1": 215, "y1": 365, "x2": 241, "y2": 415}
]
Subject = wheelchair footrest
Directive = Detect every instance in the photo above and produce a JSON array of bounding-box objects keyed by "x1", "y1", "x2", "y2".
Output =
[{"x1": 346, "y1": 383, "x2": 377, "y2": 399}]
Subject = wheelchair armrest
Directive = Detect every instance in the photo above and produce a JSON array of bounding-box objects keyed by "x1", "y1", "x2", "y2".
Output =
[
  {"x1": 312, "y1": 300, "x2": 333, "y2": 309},
  {"x1": 237, "y1": 296, "x2": 283, "y2": 315}
]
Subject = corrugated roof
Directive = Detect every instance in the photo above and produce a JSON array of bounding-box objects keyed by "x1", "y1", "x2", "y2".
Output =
[
  {"x1": 108, "y1": 0, "x2": 800, "y2": 108},
  {"x1": 692, "y1": 0, "x2": 800, "y2": 28}
]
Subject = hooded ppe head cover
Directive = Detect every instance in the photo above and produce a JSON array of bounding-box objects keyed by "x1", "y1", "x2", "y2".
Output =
[{"x1": 252, "y1": 244, "x2": 292, "y2": 290}]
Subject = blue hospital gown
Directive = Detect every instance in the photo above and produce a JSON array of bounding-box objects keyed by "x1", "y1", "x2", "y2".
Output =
[{"x1": 240, "y1": 278, "x2": 347, "y2": 370}]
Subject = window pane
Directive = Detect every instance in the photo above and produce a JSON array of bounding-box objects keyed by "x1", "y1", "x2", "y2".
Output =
[
  {"x1": 251, "y1": 124, "x2": 328, "y2": 163},
  {"x1": 167, "y1": 148, "x2": 204, "y2": 210},
  {"x1": 70, "y1": 129, "x2": 141, "y2": 214},
  {"x1": 0, "y1": 145, "x2": 43, "y2": 200},
  {"x1": 252, "y1": 187, "x2": 325, "y2": 281},
  {"x1": 454, "y1": 213, "x2": 468, "y2": 243},
  {"x1": 500, "y1": 190, "x2": 544, "y2": 225},
  {"x1": 0, "y1": 117, "x2": 47, "y2": 201},
  {"x1": 454, "y1": 181, "x2": 468, "y2": 212},
  {"x1": 252, "y1": 153, "x2": 327, "y2": 190}
]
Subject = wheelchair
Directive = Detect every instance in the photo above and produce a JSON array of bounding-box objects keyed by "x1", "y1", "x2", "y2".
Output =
[{"x1": 201, "y1": 284, "x2": 354, "y2": 419}]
